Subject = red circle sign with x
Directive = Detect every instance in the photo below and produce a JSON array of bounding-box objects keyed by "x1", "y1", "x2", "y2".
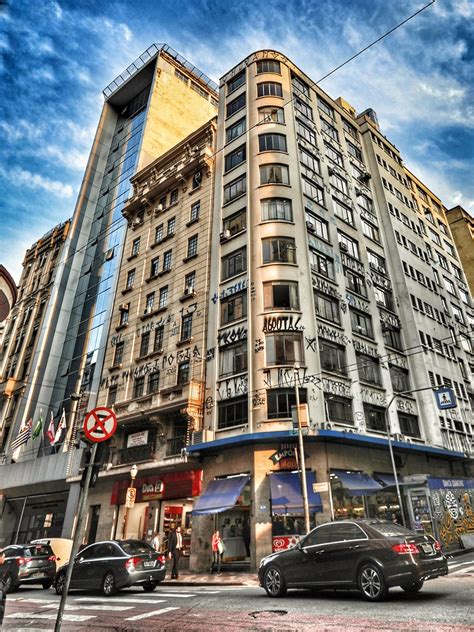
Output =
[{"x1": 83, "y1": 407, "x2": 117, "y2": 443}]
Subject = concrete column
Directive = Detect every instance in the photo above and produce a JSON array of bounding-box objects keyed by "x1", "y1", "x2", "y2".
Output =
[
  {"x1": 252, "y1": 448, "x2": 273, "y2": 570},
  {"x1": 61, "y1": 483, "x2": 81, "y2": 539}
]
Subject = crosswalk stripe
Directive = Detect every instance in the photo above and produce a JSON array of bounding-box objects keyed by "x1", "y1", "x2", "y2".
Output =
[
  {"x1": 6, "y1": 612, "x2": 96, "y2": 622},
  {"x1": 41, "y1": 603, "x2": 134, "y2": 611},
  {"x1": 125, "y1": 606, "x2": 179, "y2": 621},
  {"x1": 143, "y1": 592, "x2": 194, "y2": 598},
  {"x1": 74, "y1": 597, "x2": 166, "y2": 604},
  {"x1": 7, "y1": 598, "x2": 57, "y2": 604},
  {"x1": 450, "y1": 566, "x2": 474, "y2": 575}
]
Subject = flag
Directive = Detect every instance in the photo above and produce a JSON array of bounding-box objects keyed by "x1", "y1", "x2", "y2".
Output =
[
  {"x1": 32, "y1": 409, "x2": 44, "y2": 440},
  {"x1": 11, "y1": 418, "x2": 33, "y2": 459},
  {"x1": 53, "y1": 408, "x2": 67, "y2": 445},
  {"x1": 46, "y1": 411, "x2": 55, "y2": 445}
]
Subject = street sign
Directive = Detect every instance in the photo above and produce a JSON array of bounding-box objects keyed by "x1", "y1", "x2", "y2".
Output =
[
  {"x1": 434, "y1": 387, "x2": 457, "y2": 410},
  {"x1": 83, "y1": 407, "x2": 117, "y2": 443},
  {"x1": 125, "y1": 487, "x2": 136, "y2": 509},
  {"x1": 313, "y1": 482, "x2": 329, "y2": 493}
]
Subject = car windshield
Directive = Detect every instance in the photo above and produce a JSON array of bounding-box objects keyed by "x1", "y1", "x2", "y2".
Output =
[
  {"x1": 24, "y1": 545, "x2": 53, "y2": 557},
  {"x1": 120, "y1": 540, "x2": 155, "y2": 555},
  {"x1": 368, "y1": 522, "x2": 415, "y2": 537}
]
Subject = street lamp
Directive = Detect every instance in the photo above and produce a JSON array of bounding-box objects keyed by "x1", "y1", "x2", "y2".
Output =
[
  {"x1": 122, "y1": 464, "x2": 138, "y2": 539},
  {"x1": 294, "y1": 368, "x2": 311, "y2": 534}
]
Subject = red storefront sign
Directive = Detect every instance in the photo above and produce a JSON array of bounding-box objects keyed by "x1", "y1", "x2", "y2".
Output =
[{"x1": 110, "y1": 469, "x2": 202, "y2": 505}]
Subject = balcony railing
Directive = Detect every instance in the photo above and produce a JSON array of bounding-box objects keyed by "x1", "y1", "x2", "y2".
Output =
[
  {"x1": 166, "y1": 435, "x2": 186, "y2": 457},
  {"x1": 116, "y1": 443, "x2": 155, "y2": 465}
]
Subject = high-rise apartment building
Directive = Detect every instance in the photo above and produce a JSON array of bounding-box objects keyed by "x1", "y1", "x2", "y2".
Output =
[
  {"x1": 446, "y1": 205, "x2": 474, "y2": 297},
  {"x1": 0, "y1": 45, "x2": 217, "y2": 546}
]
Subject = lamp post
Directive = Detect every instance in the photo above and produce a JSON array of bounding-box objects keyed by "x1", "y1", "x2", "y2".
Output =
[
  {"x1": 294, "y1": 369, "x2": 311, "y2": 534},
  {"x1": 122, "y1": 464, "x2": 138, "y2": 539}
]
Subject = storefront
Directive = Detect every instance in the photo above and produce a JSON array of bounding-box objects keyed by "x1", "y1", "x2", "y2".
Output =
[{"x1": 1, "y1": 491, "x2": 68, "y2": 545}]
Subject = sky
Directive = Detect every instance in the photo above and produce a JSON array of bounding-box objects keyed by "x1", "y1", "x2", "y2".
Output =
[{"x1": 0, "y1": 0, "x2": 472, "y2": 283}]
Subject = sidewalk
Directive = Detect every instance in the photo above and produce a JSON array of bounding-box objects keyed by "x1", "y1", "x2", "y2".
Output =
[{"x1": 161, "y1": 570, "x2": 259, "y2": 587}]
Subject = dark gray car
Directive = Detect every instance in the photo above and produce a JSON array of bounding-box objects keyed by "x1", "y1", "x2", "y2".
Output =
[
  {"x1": 0, "y1": 543, "x2": 56, "y2": 593},
  {"x1": 55, "y1": 539, "x2": 166, "y2": 596}
]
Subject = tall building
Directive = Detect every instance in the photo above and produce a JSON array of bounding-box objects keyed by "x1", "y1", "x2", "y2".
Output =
[
  {"x1": 446, "y1": 205, "x2": 474, "y2": 297},
  {"x1": 0, "y1": 265, "x2": 17, "y2": 334},
  {"x1": 0, "y1": 44, "x2": 217, "y2": 545}
]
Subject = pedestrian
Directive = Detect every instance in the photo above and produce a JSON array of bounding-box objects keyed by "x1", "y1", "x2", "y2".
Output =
[
  {"x1": 152, "y1": 531, "x2": 160, "y2": 552},
  {"x1": 168, "y1": 525, "x2": 183, "y2": 579},
  {"x1": 211, "y1": 529, "x2": 224, "y2": 575},
  {"x1": 243, "y1": 516, "x2": 251, "y2": 558}
]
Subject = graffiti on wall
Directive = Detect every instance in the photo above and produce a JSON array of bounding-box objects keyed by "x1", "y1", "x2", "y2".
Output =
[
  {"x1": 262, "y1": 315, "x2": 304, "y2": 333},
  {"x1": 216, "y1": 374, "x2": 248, "y2": 400},
  {"x1": 428, "y1": 479, "x2": 474, "y2": 550}
]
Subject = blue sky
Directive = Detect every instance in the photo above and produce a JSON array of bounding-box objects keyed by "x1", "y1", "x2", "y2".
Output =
[{"x1": 1, "y1": 0, "x2": 472, "y2": 282}]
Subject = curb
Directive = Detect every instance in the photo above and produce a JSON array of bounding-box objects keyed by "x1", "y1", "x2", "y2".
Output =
[{"x1": 445, "y1": 547, "x2": 474, "y2": 558}]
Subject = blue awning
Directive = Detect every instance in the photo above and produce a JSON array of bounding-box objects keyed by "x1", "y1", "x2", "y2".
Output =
[
  {"x1": 331, "y1": 469, "x2": 383, "y2": 496},
  {"x1": 374, "y1": 472, "x2": 397, "y2": 487},
  {"x1": 192, "y1": 474, "x2": 250, "y2": 515},
  {"x1": 269, "y1": 471, "x2": 323, "y2": 516}
]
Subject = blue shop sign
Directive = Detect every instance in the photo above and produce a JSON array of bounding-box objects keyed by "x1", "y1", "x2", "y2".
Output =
[{"x1": 434, "y1": 387, "x2": 457, "y2": 410}]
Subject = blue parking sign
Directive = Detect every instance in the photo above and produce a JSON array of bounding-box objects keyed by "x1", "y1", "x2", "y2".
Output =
[{"x1": 434, "y1": 387, "x2": 457, "y2": 410}]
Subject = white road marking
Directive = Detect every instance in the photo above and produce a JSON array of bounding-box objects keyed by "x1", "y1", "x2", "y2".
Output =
[
  {"x1": 449, "y1": 565, "x2": 474, "y2": 575},
  {"x1": 7, "y1": 597, "x2": 58, "y2": 603},
  {"x1": 74, "y1": 597, "x2": 166, "y2": 604},
  {"x1": 448, "y1": 559, "x2": 474, "y2": 569},
  {"x1": 6, "y1": 612, "x2": 96, "y2": 622},
  {"x1": 125, "y1": 606, "x2": 179, "y2": 621},
  {"x1": 41, "y1": 603, "x2": 134, "y2": 611},
  {"x1": 143, "y1": 592, "x2": 194, "y2": 598}
]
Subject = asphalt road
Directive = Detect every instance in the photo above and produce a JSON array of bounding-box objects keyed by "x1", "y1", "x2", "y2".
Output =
[{"x1": 2, "y1": 554, "x2": 473, "y2": 631}]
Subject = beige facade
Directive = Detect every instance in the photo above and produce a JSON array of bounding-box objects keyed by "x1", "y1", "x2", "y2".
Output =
[{"x1": 446, "y1": 205, "x2": 474, "y2": 297}]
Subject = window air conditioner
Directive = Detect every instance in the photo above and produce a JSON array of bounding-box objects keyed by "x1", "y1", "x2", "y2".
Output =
[
  {"x1": 306, "y1": 220, "x2": 315, "y2": 233},
  {"x1": 192, "y1": 429, "x2": 213, "y2": 445},
  {"x1": 340, "y1": 242, "x2": 348, "y2": 252},
  {"x1": 393, "y1": 433, "x2": 405, "y2": 442},
  {"x1": 184, "y1": 286, "x2": 194, "y2": 296}
]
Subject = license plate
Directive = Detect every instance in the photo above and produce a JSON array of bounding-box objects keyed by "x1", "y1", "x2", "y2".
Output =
[
  {"x1": 31, "y1": 572, "x2": 46, "y2": 578},
  {"x1": 143, "y1": 561, "x2": 155, "y2": 568},
  {"x1": 421, "y1": 543, "x2": 433, "y2": 554}
]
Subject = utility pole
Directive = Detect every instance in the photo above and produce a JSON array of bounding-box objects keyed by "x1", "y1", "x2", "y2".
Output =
[{"x1": 294, "y1": 369, "x2": 310, "y2": 534}]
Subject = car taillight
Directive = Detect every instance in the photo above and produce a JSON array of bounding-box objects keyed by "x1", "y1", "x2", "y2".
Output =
[
  {"x1": 433, "y1": 540, "x2": 442, "y2": 552},
  {"x1": 157, "y1": 555, "x2": 166, "y2": 565},
  {"x1": 16, "y1": 557, "x2": 31, "y2": 566},
  {"x1": 125, "y1": 556, "x2": 142, "y2": 571},
  {"x1": 48, "y1": 555, "x2": 56, "y2": 562},
  {"x1": 392, "y1": 543, "x2": 420, "y2": 555}
]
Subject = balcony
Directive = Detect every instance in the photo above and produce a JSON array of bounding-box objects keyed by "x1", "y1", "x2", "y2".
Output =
[
  {"x1": 115, "y1": 443, "x2": 155, "y2": 466},
  {"x1": 166, "y1": 435, "x2": 186, "y2": 457}
]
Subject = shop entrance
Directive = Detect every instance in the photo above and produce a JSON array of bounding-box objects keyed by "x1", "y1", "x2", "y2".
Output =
[{"x1": 407, "y1": 488, "x2": 435, "y2": 536}]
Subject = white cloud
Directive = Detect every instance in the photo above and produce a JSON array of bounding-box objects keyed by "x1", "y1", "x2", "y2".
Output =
[{"x1": 0, "y1": 166, "x2": 73, "y2": 198}]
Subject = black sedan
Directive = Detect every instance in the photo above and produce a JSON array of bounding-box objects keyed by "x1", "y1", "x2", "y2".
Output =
[
  {"x1": 0, "y1": 543, "x2": 57, "y2": 593},
  {"x1": 259, "y1": 520, "x2": 448, "y2": 601},
  {"x1": 55, "y1": 540, "x2": 166, "y2": 596}
]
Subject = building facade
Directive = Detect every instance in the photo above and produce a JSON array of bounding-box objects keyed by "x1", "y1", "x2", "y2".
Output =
[
  {"x1": 446, "y1": 205, "x2": 474, "y2": 297},
  {"x1": 0, "y1": 266, "x2": 17, "y2": 334}
]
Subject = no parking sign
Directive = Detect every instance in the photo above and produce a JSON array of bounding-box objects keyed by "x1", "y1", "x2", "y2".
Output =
[{"x1": 83, "y1": 407, "x2": 117, "y2": 443}]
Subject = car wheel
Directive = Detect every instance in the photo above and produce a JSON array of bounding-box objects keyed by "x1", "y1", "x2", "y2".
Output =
[
  {"x1": 401, "y1": 580, "x2": 424, "y2": 593},
  {"x1": 358, "y1": 564, "x2": 388, "y2": 602},
  {"x1": 102, "y1": 571, "x2": 117, "y2": 596},
  {"x1": 55, "y1": 572, "x2": 66, "y2": 596},
  {"x1": 3, "y1": 574, "x2": 18, "y2": 594},
  {"x1": 263, "y1": 565, "x2": 287, "y2": 598},
  {"x1": 42, "y1": 580, "x2": 53, "y2": 589},
  {"x1": 143, "y1": 581, "x2": 157, "y2": 592}
]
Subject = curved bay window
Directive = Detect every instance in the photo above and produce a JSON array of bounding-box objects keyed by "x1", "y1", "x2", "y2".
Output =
[
  {"x1": 262, "y1": 237, "x2": 296, "y2": 264},
  {"x1": 261, "y1": 198, "x2": 293, "y2": 222},
  {"x1": 260, "y1": 164, "x2": 289, "y2": 185},
  {"x1": 266, "y1": 333, "x2": 303, "y2": 366},
  {"x1": 263, "y1": 281, "x2": 299, "y2": 311}
]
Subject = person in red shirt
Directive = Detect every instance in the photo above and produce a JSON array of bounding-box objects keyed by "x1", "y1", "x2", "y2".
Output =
[{"x1": 211, "y1": 529, "x2": 223, "y2": 575}]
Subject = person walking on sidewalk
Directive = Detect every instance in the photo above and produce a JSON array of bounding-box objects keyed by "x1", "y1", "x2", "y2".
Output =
[
  {"x1": 211, "y1": 529, "x2": 224, "y2": 575},
  {"x1": 152, "y1": 531, "x2": 160, "y2": 552},
  {"x1": 168, "y1": 525, "x2": 183, "y2": 579}
]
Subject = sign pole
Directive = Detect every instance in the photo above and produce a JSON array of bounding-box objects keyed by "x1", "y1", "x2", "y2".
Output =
[
  {"x1": 294, "y1": 370, "x2": 310, "y2": 534},
  {"x1": 54, "y1": 441, "x2": 98, "y2": 632}
]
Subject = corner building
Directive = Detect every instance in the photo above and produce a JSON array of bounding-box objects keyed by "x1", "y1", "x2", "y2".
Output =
[{"x1": 188, "y1": 50, "x2": 473, "y2": 571}]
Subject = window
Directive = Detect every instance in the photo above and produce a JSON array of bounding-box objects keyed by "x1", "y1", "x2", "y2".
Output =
[
  {"x1": 218, "y1": 396, "x2": 248, "y2": 429},
  {"x1": 321, "y1": 118, "x2": 338, "y2": 141},
  {"x1": 219, "y1": 341, "x2": 247, "y2": 376},
  {"x1": 364, "y1": 405, "x2": 386, "y2": 432},
  {"x1": 225, "y1": 144, "x2": 246, "y2": 172},
  {"x1": 350, "y1": 309, "x2": 374, "y2": 338},
  {"x1": 224, "y1": 174, "x2": 246, "y2": 202},
  {"x1": 113, "y1": 341, "x2": 124, "y2": 366},
  {"x1": 222, "y1": 247, "x2": 246, "y2": 280},
  {"x1": 292, "y1": 74, "x2": 310, "y2": 97},
  {"x1": 223, "y1": 208, "x2": 246, "y2": 235},
  {"x1": 325, "y1": 143, "x2": 343, "y2": 166},
  {"x1": 374, "y1": 287, "x2": 394, "y2": 311},
  {"x1": 126, "y1": 269, "x2": 135, "y2": 289},
  {"x1": 107, "y1": 385, "x2": 118, "y2": 407},
  {"x1": 259, "y1": 106, "x2": 285, "y2": 124},
  {"x1": 263, "y1": 281, "x2": 299, "y2": 310},
  {"x1": 221, "y1": 291, "x2": 247, "y2": 324},
  {"x1": 184, "y1": 271, "x2": 196, "y2": 292},
  {"x1": 307, "y1": 214, "x2": 329, "y2": 240},
  {"x1": 133, "y1": 376, "x2": 145, "y2": 399},
  {"x1": 319, "y1": 339, "x2": 346, "y2": 374},
  {"x1": 361, "y1": 218, "x2": 380, "y2": 242},
  {"x1": 257, "y1": 81, "x2": 282, "y2": 97},
  {"x1": 180, "y1": 314, "x2": 193, "y2": 341},
  {"x1": 325, "y1": 395, "x2": 353, "y2": 424},
  {"x1": 149, "y1": 371, "x2": 160, "y2": 394},
  {"x1": 437, "y1": 252, "x2": 449, "y2": 270},
  {"x1": 429, "y1": 228, "x2": 441, "y2": 246},
  {"x1": 262, "y1": 237, "x2": 296, "y2": 264},
  {"x1": 187, "y1": 235, "x2": 198, "y2": 258},
  {"x1": 295, "y1": 98, "x2": 313, "y2": 119},
  {"x1": 452, "y1": 304, "x2": 465, "y2": 324},
  {"x1": 119, "y1": 305, "x2": 129, "y2": 326},
  {"x1": 163, "y1": 250, "x2": 172, "y2": 271},
  {"x1": 303, "y1": 178, "x2": 324, "y2": 204},
  {"x1": 260, "y1": 164, "x2": 289, "y2": 185},
  {"x1": 154, "y1": 224, "x2": 163, "y2": 243},
  {"x1": 333, "y1": 199, "x2": 353, "y2": 224},
  {"x1": 150, "y1": 257, "x2": 159, "y2": 277},
  {"x1": 259, "y1": 133, "x2": 287, "y2": 152},
  {"x1": 357, "y1": 354, "x2": 381, "y2": 385},
  {"x1": 318, "y1": 99, "x2": 334, "y2": 118},
  {"x1": 192, "y1": 170, "x2": 202, "y2": 190},
  {"x1": 342, "y1": 119, "x2": 358, "y2": 139},
  {"x1": 158, "y1": 286, "x2": 168, "y2": 309},
  {"x1": 347, "y1": 140, "x2": 363, "y2": 162},
  {"x1": 398, "y1": 413, "x2": 421, "y2": 438},
  {"x1": 358, "y1": 194, "x2": 373, "y2": 212},
  {"x1": 296, "y1": 120, "x2": 316, "y2": 145},
  {"x1": 330, "y1": 173, "x2": 349, "y2": 195},
  {"x1": 444, "y1": 240, "x2": 456, "y2": 257},
  {"x1": 170, "y1": 189, "x2": 178, "y2": 205},
  {"x1": 315, "y1": 292, "x2": 340, "y2": 324},
  {"x1": 299, "y1": 148, "x2": 320, "y2": 174},
  {"x1": 338, "y1": 232, "x2": 359, "y2": 259},
  {"x1": 154, "y1": 325, "x2": 164, "y2": 351},
  {"x1": 257, "y1": 59, "x2": 281, "y2": 74},
  {"x1": 261, "y1": 198, "x2": 293, "y2": 222},
  {"x1": 459, "y1": 287, "x2": 469, "y2": 305},
  {"x1": 145, "y1": 292, "x2": 155, "y2": 312},
  {"x1": 227, "y1": 70, "x2": 245, "y2": 94},
  {"x1": 140, "y1": 331, "x2": 150, "y2": 357},
  {"x1": 345, "y1": 269, "x2": 367, "y2": 297},
  {"x1": 367, "y1": 250, "x2": 387, "y2": 274},
  {"x1": 177, "y1": 361, "x2": 190, "y2": 385},
  {"x1": 444, "y1": 277, "x2": 456, "y2": 295},
  {"x1": 268, "y1": 388, "x2": 307, "y2": 419},
  {"x1": 311, "y1": 251, "x2": 335, "y2": 280},
  {"x1": 167, "y1": 217, "x2": 175, "y2": 236},
  {"x1": 390, "y1": 365, "x2": 410, "y2": 392},
  {"x1": 190, "y1": 201, "x2": 200, "y2": 222},
  {"x1": 383, "y1": 326, "x2": 403, "y2": 350},
  {"x1": 131, "y1": 238, "x2": 140, "y2": 256},
  {"x1": 266, "y1": 333, "x2": 303, "y2": 366},
  {"x1": 226, "y1": 117, "x2": 246, "y2": 143},
  {"x1": 452, "y1": 265, "x2": 463, "y2": 281},
  {"x1": 226, "y1": 93, "x2": 246, "y2": 117}
]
